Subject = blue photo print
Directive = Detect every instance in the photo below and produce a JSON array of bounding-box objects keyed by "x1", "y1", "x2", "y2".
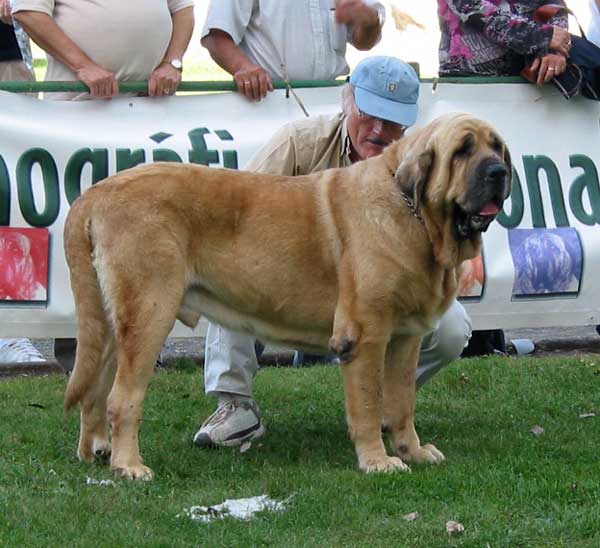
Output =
[{"x1": 508, "y1": 227, "x2": 582, "y2": 297}]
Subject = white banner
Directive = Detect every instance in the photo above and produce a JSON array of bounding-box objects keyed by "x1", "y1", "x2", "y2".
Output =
[{"x1": 0, "y1": 82, "x2": 599, "y2": 337}]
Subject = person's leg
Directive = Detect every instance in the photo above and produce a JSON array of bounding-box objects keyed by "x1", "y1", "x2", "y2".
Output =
[
  {"x1": 416, "y1": 300, "x2": 472, "y2": 389},
  {"x1": 203, "y1": 322, "x2": 259, "y2": 398},
  {"x1": 193, "y1": 323, "x2": 265, "y2": 447}
]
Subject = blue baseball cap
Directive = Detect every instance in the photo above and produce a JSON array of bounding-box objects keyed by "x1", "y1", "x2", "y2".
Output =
[{"x1": 349, "y1": 56, "x2": 419, "y2": 127}]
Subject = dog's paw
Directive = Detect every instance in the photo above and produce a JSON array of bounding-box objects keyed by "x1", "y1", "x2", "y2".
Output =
[
  {"x1": 329, "y1": 328, "x2": 361, "y2": 363},
  {"x1": 92, "y1": 440, "x2": 112, "y2": 465},
  {"x1": 328, "y1": 335, "x2": 355, "y2": 362},
  {"x1": 112, "y1": 464, "x2": 154, "y2": 481},
  {"x1": 360, "y1": 455, "x2": 410, "y2": 474},
  {"x1": 397, "y1": 443, "x2": 445, "y2": 464},
  {"x1": 78, "y1": 437, "x2": 112, "y2": 464}
]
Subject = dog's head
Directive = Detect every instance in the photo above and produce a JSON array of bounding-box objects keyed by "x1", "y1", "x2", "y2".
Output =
[{"x1": 384, "y1": 113, "x2": 512, "y2": 267}]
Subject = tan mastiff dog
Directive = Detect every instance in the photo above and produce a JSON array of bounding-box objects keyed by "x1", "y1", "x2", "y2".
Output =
[{"x1": 63, "y1": 113, "x2": 511, "y2": 480}]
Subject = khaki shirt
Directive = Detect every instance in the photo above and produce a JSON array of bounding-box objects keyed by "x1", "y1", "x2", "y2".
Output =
[{"x1": 246, "y1": 112, "x2": 353, "y2": 175}]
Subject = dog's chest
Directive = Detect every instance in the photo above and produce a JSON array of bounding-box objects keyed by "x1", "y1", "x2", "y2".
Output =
[{"x1": 392, "y1": 314, "x2": 440, "y2": 337}]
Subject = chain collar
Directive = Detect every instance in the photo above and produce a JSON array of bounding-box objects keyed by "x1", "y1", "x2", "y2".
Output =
[{"x1": 400, "y1": 190, "x2": 425, "y2": 226}]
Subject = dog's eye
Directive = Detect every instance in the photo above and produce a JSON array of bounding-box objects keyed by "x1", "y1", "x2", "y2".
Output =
[
  {"x1": 455, "y1": 135, "x2": 474, "y2": 158},
  {"x1": 490, "y1": 137, "x2": 503, "y2": 154}
]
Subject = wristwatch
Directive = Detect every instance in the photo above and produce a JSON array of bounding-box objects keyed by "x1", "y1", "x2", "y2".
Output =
[{"x1": 162, "y1": 58, "x2": 183, "y2": 71}]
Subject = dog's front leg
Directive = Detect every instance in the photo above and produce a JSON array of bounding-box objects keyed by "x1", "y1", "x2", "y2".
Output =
[
  {"x1": 383, "y1": 335, "x2": 445, "y2": 465},
  {"x1": 341, "y1": 331, "x2": 409, "y2": 474},
  {"x1": 328, "y1": 268, "x2": 361, "y2": 362}
]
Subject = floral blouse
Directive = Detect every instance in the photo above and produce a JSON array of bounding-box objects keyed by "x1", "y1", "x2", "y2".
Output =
[{"x1": 438, "y1": 0, "x2": 568, "y2": 76}]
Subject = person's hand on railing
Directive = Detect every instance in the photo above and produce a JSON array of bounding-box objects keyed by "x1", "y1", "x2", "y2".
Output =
[
  {"x1": 550, "y1": 26, "x2": 572, "y2": 57},
  {"x1": 148, "y1": 63, "x2": 181, "y2": 97},
  {"x1": 233, "y1": 62, "x2": 273, "y2": 101},
  {"x1": 529, "y1": 52, "x2": 567, "y2": 85},
  {"x1": 0, "y1": 0, "x2": 12, "y2": 25},
  {"x1": 76, "y1": 63, "x2": 119, "y2": 99}
]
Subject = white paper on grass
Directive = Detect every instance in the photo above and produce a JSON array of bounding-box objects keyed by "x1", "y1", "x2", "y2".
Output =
[
  {"x1": 85, "y1": 476, "x2": 116, "y2": 487},
  {"x1": 179, "y1": 495, "x2": 289, "y2": 522}
]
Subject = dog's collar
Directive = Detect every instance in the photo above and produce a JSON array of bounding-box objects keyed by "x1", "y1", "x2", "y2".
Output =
[{"x1": 400, "y1": 190, "x2": 425, "y2": 226}]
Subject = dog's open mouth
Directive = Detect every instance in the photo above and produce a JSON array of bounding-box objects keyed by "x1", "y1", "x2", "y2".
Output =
[{"x1": 455, "y1": 201, "x2": 501, "y2": 239}]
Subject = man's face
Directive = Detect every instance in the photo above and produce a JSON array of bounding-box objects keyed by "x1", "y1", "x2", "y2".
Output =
[{"x1": 347, "y1": 93, "x2": 407, "y2": 161}]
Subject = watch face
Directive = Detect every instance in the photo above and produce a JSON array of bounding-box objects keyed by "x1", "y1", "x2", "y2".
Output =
[{"x1": 171, "y1": 59, "x2": 183, "y2": 70}]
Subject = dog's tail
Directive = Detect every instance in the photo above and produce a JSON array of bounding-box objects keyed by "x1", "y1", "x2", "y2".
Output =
[{"x1": 64, "y1": 203, "x2": 110, "y2": 413}]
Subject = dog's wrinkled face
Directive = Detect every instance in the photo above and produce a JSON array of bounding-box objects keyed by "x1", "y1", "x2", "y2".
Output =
[
  {"x1": 393, "y1": 113, "x2": 511, "y2": 232},
  {"x1": 389, "y1": 113, "x2": 512, "y2": 266},
  {"x1": 446, "y1": 118, "x2": 512, "y2": 239}
]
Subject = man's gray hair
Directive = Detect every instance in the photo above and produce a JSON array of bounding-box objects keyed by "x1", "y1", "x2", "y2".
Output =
[{"x1": 341, "y1": 83, "x2": 356, "y2": 116}]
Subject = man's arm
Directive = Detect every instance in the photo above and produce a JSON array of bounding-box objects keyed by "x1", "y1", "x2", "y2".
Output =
[
  {"x1": 201, "y1": 29, "x2": 273, "y2": 101},
  {"x1": 245, "y1": 123, "x2": 297, "y2": 175},
  {"x1": 334, "y1": 0, "x2": 383, "y2": 51},
  {"x1": 13, "y1": 10, "x2": 118, "y2": 97},
  {"x1": 148, "y1": 6, "x2": 194, "y2": 97}
]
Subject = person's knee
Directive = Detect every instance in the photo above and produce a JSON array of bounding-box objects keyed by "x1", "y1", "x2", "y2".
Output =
[{"x1": 435, "y1": 302, "x2": 472, "y2": 366}]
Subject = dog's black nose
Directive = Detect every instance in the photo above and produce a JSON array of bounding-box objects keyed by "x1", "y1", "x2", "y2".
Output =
[{"x1": 485, "y1": 163, "x2": 508, "y2": 183}]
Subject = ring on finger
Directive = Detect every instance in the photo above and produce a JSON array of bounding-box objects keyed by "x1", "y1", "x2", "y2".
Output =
[
  {"x1": 548, "y1": 67, "x2": 555, "y2": 71},
  {"x1": 244, "y1": 81, "x2": 251, "y2": 86}
]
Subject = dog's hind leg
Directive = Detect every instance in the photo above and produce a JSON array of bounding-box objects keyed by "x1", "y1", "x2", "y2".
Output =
[
  {"x1": 383, "y1": 335, "x2": 445, "y2": 465},
  {"x1": 105, "y1": 272, "x2": 184, "y2": 481},
  {"x1": 77, "y1": 336, "x2": 117, "y2": 464}
]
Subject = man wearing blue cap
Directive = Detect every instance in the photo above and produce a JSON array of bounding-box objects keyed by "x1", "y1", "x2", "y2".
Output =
[{"x1": 193, "y1": 56, "x2": 472, "y2": 448}]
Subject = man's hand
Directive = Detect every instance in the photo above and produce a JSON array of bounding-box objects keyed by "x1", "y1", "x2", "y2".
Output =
[
  {"x1": 529, "y1": 53, "x2": 567, "y2": 85},
  {"x1": 550, "y1": 26, "x2": 571, "y2": 57},
  {"x1": 233, "y1": 62, "x2": 273, "y2": 101},
  {"x1": 148, "y1": 63, "x2": 181, "y2": 97},
  {"x1": 0, "y1": 0, "x2": 12, "y2": 25},
  {"x1": 334, "y1": 0, "x2": 379, "y2": 28},
  {"x1": 76, "y1": 63, "x2": 119, "y2": 98}
]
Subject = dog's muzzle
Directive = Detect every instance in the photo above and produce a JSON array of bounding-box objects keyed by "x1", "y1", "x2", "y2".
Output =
[{"x1": 455, "y1": 161, "x2": 510, "y2": 239}]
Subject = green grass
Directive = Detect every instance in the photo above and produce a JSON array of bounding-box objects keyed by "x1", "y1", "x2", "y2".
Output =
[{"x1": 1, "y1": 355, "x2": 599, "y2": 547}]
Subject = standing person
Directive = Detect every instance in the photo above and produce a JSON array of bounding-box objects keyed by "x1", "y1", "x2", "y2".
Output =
[
  {"x1": 0, "y1": 0, "x2": 44, "y2": 364},
  {"x1": 11, "y1": 0, "x2": 194, "y2": 372},
  {"x1": 12, "y1": 0, "x2": 194, "y2": 100},
  {"x1": 201, "y1": 0, "x2": 386, "y2": 102},
  {"x1": 193, "y1": 56, "x2": 473, "y2": 448},
  {"x1": 438, "y1": 0, "x2": 572, "y2": 84}
]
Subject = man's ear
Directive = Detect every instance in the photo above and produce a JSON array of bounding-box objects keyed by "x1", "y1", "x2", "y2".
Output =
[{"x1": 394, "y1": 149, "x2": 434, "y2": 209}]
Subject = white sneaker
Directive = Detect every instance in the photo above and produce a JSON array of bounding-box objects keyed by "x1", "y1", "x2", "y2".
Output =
[
  {"x1": 193, "y1": 398, "x2": 266, "y2": 447},
  {"x1": 0, "y1": 338, "x2": 44, "y2": 363}
]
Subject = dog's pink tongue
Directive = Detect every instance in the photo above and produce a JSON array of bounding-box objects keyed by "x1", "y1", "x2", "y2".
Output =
[{"x1": 479, "y1": 202, "x2": 500, "y2": 216}]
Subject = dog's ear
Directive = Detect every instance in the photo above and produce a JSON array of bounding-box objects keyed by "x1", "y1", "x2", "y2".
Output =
[{"x1": 394, "y1": 148, "x2": 434, "y2": 209}]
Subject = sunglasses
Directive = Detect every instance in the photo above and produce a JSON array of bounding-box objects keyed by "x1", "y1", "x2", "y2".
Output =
[{"x1": 357, "y1": 109, "x2": 407, "y2": 132}]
